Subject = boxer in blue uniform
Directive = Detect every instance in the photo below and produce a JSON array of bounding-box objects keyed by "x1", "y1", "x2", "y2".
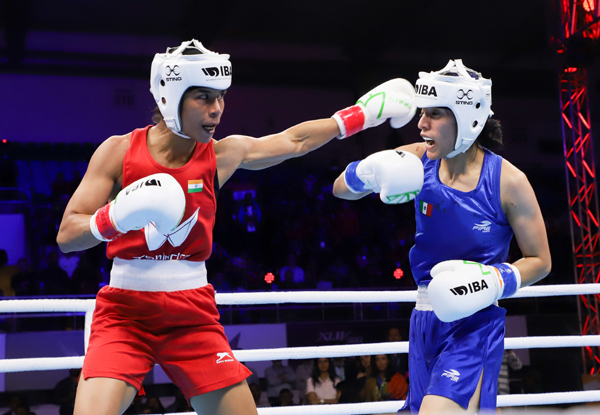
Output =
[{"x1": 333, "y1": 60, "x2": 551, "y2": 414}]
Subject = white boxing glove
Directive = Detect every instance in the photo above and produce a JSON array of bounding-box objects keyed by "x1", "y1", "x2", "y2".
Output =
[
  {"x1": 427, "y1": 260, "x2": 522, "y2": 322},
  {"x1": 89, "y1": 173, "x2": 186, "y2": 242},
  {"x1": 343, "y1": 150, "x2": 424, "y2": 204},
  {"x1": 332, "y1": 78, "x2": 416, "y2": 139}
]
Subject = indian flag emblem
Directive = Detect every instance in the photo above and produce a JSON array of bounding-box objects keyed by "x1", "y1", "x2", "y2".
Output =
[
  {"x1": 419, "y1": 200, "x2": 432, "y2": 217},
  {"x1": 188, "y1": 179, "x2": 203, "y2": 193}
]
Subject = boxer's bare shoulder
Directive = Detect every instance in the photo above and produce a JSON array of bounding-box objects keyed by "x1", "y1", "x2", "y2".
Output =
[{"x1": 66, "y1": 133, "x2": 131, "y2": 216}]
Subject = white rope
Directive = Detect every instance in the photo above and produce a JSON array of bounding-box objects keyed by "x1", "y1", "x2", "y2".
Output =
[
  {"x1": 148, "y1": 390, "x2": 600, "y2": 415},
  {"x1": 0, "y1": 298, "x2": 95, "y2": 313},
  {"x1": 1, "y1": 285, "x2": 600, "y2": 410},
  {"x1": 0, "y1": 356, "x2": 84, "y2": 372},
  {"x1": 0, "y1": 284, "x2": 599, "y2": 312},
  {"x1": 4, "y1": 335, "x2": 600, "y2": 373}
]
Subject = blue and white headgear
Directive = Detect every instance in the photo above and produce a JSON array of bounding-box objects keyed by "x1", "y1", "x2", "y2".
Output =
[
  {"x1": 415, "y1": 59, "x2": 492, "y2": 159},
  {"x1": 150, "y1": 39, "x2": 232, "y2": 138}
]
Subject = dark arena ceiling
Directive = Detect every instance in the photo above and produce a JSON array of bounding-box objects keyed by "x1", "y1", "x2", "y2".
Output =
[{"x1": 0, "y1": 0, "x2": 596, "y2": 98}]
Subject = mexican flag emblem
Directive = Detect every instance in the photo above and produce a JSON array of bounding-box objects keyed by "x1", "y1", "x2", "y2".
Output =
[
  {"x1": 419, "y1": 200, "x2": 432, "y2": 217},
  {"x1": 188, "y1": 179, "x2": 203, "y2": 193}
]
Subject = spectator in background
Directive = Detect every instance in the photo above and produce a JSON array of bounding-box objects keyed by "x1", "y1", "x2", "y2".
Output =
[
  {"x1": 264, "y1": 360, "x2": 296, "y2": 406},
  {"x1": 346, "y1": 355, "x2": 372, "y2": 401},
  {"x1": 237, "y1": 193, "x2": 263, "y2": 259},
  {"x1": 58, "y1": 251, "x2": 80, "y2": 278},
  {"x1": 333, "y1": 357, "x2": 346, "y2": 382},
  {"x1": 361, "y1": 354, "x2": 407, "y2": 402},
  {"x1": 211, "y1": 271, "x2": 232, "y2": 292},
  {"x1": 164, "y1": 388, "x2": 192, "y2": 413},
  {"x1": 67, "y1": 170, "x2": 82, "y2": 197},
  {"x1": 1, "y1": 395, "x2": 27, "y2": 415},
  {"x1": 279, "y1": 254, "x2": 305, "y2": 285},
  {"x1": 141, "y1": 396, "x2": 165, "y2": 414},
  {"x1": 0, "y1": 148, "x2": 19, "y2": 200},
  {"x1": 387, "y1": 327, "x2": 409, "y2": 378},
  {"x1": 38, "y1": 250, "x2": 72, "y2": 295},
  {"x1": 278, "y1": 388, "x2": 295, "y2": 407},
  {"x1": 70, "y1": 254, "x2": 103, "y2": 295},
  {"x1": 248, "y1": 383, "x2": 270, "y2": 408},
  {"x1": 11, "y1": 258, "x2": 39, "y2": 296},
  {"x1": 306, "y1": 358, "x2": 340, "y2": 405},
  {"x1": 52, "y1": 369, "x2": 80, "y2": 415},
  {"x1": 238, "y1": 193, "x2": 262, "y2": 234},
  {"x1": 50, "y1": 172, "x2": 70, "y2": 201},
  {"x1": 295, "y1": 359, "x2": 314, "y2": 404},
  {"x1": 0, "y1": 250, "x2": 18, "y2": 296},
  {"x1": 498, "y1": 350, "x2": 523, "y2": 395}
]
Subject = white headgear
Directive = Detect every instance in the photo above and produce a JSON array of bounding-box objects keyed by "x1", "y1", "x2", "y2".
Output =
[
  {"x1": 415, "y1": 59, "x2": 492, "y2": 159},
  {"x1": 150, "y1": 39, "x2": 232, "y2": 138}
]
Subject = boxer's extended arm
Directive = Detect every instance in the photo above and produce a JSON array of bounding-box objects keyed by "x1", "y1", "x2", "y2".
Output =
[
  {"x1": 332, "y1": 142, "x2": 425, "y2": 201},
  {"x1": 216, "y1": 118, "x2": 340, "y2": 184},
  {"x1": 216, "y1": 78, "x2": 416, "y2": 186},
  {"x1": 56, "y1": 135, "x2": 128, "y2": 253}
]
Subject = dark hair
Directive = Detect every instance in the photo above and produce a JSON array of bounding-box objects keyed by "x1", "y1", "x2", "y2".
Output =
[
  {"x1": 371, "y1": 354, "x2": 397, "y2": 382},
  {"x1": 477, "y1": 118, "x2": 503, "y2": 150},
  {"x1": 310, "y1": 358, "x2": 338, "y2": 386},
  {"x1": 152, "y1": 106, "x2": 163, "y2": 124}
]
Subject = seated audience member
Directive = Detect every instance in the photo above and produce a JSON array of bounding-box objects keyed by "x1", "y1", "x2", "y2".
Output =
[
  {"x1": 164, "y1": 388, "x2": 192, "y2": 413},
  {"x1": 278, "y1": 388, "x2": 295, "y2": 407},
  {"x1": 295, "y1": 358, "x2": 314, "y2": 404},
  {"x1": 361, "y1": 354, "x2": 407, "y2": 401},
  {"x1": 306, "y1": 358, "x2": 340, "y2": 405},
  {"x1": 52, "y1": 368, "x2": 80, "y2": 415},
  {"x1": 264, "y1": 360, "x2": 295, "y2": 406},
  {"x1": 142, "y1": 396, "x2": 165, "y2": 414},
  {"x1": 249, "y1": 382, "x2": 270, "y2": 408},
  {"x1": 386, "y1": 326, "x2": 409, "y2": 378},
  {"x1": 10, "y1": 258, "x2": 38, "y2": 296}
]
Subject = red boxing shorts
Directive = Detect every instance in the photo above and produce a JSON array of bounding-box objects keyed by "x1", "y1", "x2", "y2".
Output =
[{"x1": 83, "y1": 284, "x2": 251, "y2": 399}]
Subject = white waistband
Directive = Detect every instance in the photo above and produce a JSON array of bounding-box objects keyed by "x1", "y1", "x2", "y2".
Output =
[
  {"x1": 416, "y1": 285, "x2": 434, "y2": 311},
  {"x1": 110, "y1": 258, "x2": 208, "y2": 292}
]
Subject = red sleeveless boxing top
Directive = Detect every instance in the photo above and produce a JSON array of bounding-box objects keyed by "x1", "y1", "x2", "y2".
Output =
[{"x1": 107, "y1": 126, "x2": 217, "y2": 262}]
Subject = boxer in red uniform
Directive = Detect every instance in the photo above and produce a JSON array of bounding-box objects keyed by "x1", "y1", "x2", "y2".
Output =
[{"x1": 57, "y1": 39, "x2": 416, "y2": 415}]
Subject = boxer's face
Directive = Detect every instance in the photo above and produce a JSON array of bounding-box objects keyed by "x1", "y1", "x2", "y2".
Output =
[
  {"x1": 180, "y1": 87, "x2": 227, "y2": 143},
  {"x1": 417, "y1": 107, "x2": 457, "y2": 160}
]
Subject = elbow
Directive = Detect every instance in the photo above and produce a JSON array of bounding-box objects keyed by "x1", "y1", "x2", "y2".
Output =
[{"x1": 56, "y1": 232, "x2": 72, "y2": 254}]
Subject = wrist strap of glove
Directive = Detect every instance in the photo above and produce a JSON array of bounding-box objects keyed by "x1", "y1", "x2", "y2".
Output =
[
  {"x1": 332, "y1": 105, "x2": 365, "y2": 139},
  {"x1": 493, "y1": 263, "x2": 521, "y2": 299},
  {"x1": 344, "y1": 161, "x2": 368, "y2": 193},
  {"x1": 90, "y1": 202, "x2": 122, "y2": 242}
]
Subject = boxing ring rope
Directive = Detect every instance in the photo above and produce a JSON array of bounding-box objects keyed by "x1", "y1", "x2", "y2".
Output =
[{"x1": 1, "y1": 284, "x2": 600, "y2": 413}]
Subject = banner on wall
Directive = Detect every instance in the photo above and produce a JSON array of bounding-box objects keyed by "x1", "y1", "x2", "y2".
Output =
[{"x1": 286, "y1": 320, "x2": 410, "y2": 348}]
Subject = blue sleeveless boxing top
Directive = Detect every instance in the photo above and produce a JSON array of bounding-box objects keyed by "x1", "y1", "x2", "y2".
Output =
[{"x1": 409, "y1": 148, "x2": 514, "y2": 286}]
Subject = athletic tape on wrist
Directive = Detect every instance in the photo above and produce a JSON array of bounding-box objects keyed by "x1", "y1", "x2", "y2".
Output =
[
  {"x1": 494, "y1": 263, "x2": 521, "y2": 299},
  {"x1": 344, "y1": 161, "x2": 368, "y2": 193},
  {"x1": 91, "y1": 203, "x2": 121, "y2": 242},
  {"x1": 333, "y1": 105, "x2": 365, "y2": 139}
]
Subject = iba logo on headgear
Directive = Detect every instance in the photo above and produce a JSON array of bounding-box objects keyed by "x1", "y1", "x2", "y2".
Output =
[{"x1": 202, "y1": 66, "x2": 232, "y2": 78}]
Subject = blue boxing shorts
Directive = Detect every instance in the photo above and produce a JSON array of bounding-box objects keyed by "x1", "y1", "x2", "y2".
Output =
[{"x1": 401, "y1": 287, "x2": 506, "y2": 413}]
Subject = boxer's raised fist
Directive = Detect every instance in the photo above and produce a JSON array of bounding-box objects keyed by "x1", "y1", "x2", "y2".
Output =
[
  {"x1": 90, "y1": 173, "x2": 186, "y2": 242},
  {"x1": 332, "y1": 79, "x2": 416, "y2": 139},
  {"x1": 343, "y1": 150, "x2": 423, "y2": 204}
]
